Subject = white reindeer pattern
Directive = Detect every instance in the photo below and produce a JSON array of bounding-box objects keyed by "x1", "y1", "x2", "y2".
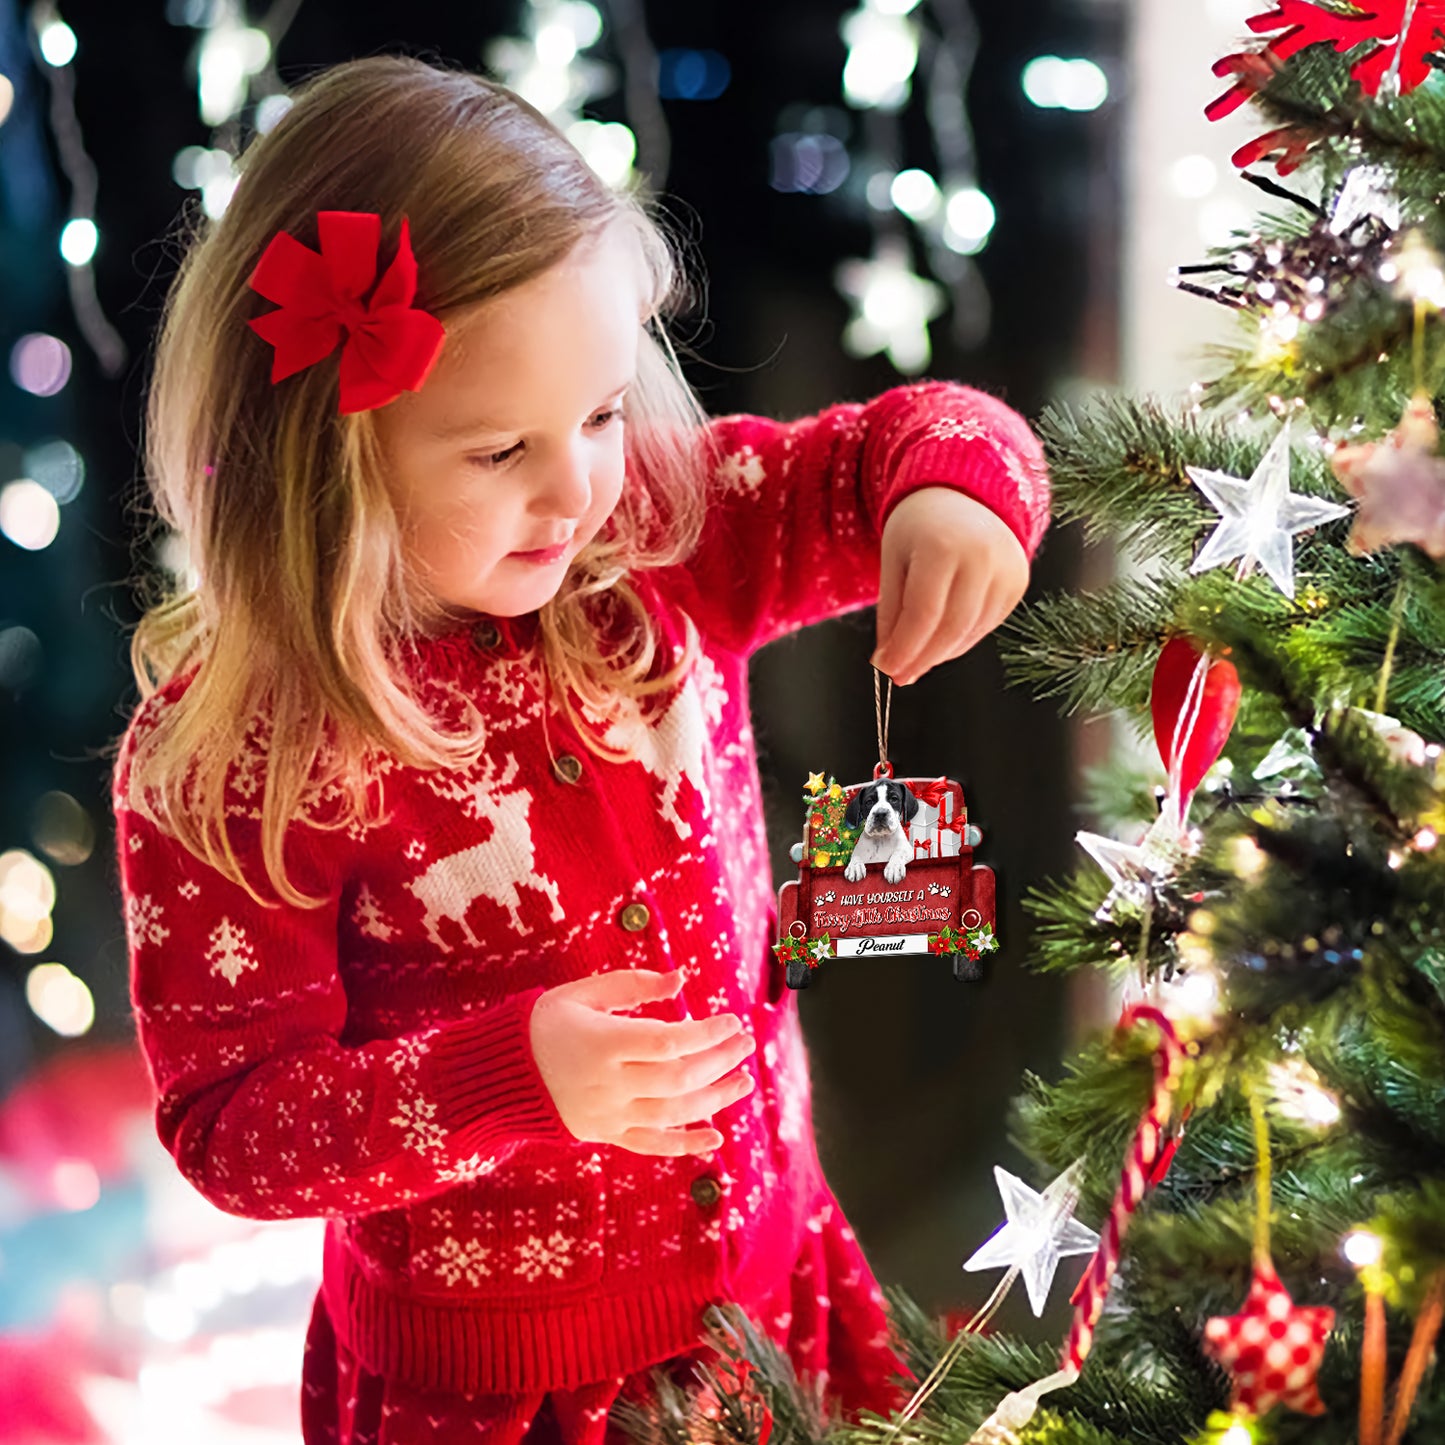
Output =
[
  {"x1": 407, "y1": 750, "x2": 564, "y2": 949},
  {"x1": 587, "y1": 670, "x2": 712, "y2": 841}
]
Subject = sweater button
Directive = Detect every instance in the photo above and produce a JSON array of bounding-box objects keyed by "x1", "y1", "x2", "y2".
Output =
[
  {"x1": 619, "y1": 902, "x2": 650, "y2": 931},
  {"x1": 690, "y1": 1175, "x2": 722, "y2": 1209},
  {"x1": 553, "y1": 753, "x2": 583, "y2": 784},
  {"x1": 471, "y1": 619, "x2": 502, "y2": 650}
]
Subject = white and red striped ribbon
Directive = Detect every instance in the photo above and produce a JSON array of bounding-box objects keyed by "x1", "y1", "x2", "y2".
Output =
[{"x1": 1062, "y1": 1004, "x2": 1185, "y2": 1375}]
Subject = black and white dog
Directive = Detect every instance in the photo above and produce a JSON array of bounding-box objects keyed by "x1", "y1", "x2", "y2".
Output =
[{"x1": 843, "y1": 780, "x2": 921, "y2": 884}]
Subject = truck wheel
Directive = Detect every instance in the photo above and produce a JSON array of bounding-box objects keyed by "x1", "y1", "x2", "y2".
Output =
[
  {"x1": 952, "y1": 953, "x2": 982, "y2": 982},
  {"x1": 786, "y1": 958, "x2": 813, "y2": 990}
]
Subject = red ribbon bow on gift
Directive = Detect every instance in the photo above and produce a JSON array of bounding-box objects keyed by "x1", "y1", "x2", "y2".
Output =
[
  {"x1": 907, "y1": 776, "x2": 963, "y2": 836},
  {"x1": 246, "y1": 211, "x2": 447, "y2": 415}
]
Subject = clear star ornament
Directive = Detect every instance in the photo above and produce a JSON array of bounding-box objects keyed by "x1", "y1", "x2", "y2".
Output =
[
  {"x1": 1186, "y1": 424, "x2": 1352, "y2": 599},
  {"x1": 1076, "y1": 801, "x2": 1194, "y2": 922},
  {"x1": 962, "y1": 1159, "x2": 1101, "y2": 1317}
]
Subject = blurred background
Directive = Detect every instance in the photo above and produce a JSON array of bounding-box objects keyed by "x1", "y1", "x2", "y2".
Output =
[{"x1": 0, "y1": 0, "x2": 1263, "y2": 1439}]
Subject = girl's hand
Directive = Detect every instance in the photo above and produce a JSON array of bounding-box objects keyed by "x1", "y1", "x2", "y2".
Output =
[
  {"x1": 871, "y1": 487, "x2": 1030, "y2": 686},
  {"x1": 529, "y1": 967, "x2": 757, "y2": 1156}
]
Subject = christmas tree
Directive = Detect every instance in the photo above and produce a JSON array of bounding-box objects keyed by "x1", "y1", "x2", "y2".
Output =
[{"x1": 611, "y1": 12, "x2": 1445, "y2": 1445}]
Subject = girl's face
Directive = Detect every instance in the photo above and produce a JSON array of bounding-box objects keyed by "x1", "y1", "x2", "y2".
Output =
[{"x1": 375, "y1": 221, "x2": 647, "y2": 622}]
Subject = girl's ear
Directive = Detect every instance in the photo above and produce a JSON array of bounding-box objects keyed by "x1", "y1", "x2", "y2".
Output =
[{"x1": 844, "y1": 788, "x2": 865, "y2": 830}]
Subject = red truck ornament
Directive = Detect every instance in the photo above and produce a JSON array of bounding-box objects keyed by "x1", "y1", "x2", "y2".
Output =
[{"x1": 773, "y1": 763, "x2": 998, "y2": 989}]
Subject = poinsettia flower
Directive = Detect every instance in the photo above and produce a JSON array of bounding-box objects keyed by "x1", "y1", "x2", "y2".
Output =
[{"x1": 1209, "y1": 0, "x2": 1445, "y2": 122}]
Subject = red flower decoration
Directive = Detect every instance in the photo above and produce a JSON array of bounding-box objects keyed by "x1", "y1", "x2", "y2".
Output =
[
  {"x1": 1208, "y1": 2, "x2": 1445, "y2": 133},
  {"x1": 247, "y1": 211, "x2": 447, "y2": 415}
]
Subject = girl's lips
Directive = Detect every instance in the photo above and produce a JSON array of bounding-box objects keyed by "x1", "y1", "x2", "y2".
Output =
[{"x1": 509, "y1": 541, "x2": 569, "y2": 563}]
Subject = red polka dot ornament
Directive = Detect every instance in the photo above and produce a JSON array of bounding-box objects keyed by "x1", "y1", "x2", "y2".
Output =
[{"x1": 1201, "y1": 1258, "x2": 1334, "y2": 1417}]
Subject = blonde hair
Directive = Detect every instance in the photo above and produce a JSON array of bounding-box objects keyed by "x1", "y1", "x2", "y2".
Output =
[{"x1": 113, "y1": 55, "x2": 721, "y2": 910}]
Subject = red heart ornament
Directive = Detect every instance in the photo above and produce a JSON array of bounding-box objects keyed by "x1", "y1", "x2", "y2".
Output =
[{"x1": 1151, "y1": 637, "x2": 1242, "y2": 800}]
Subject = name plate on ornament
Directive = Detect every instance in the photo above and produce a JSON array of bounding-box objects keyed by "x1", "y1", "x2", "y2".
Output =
[{"x1": 834, "y1": 933, "x2": 930, "y2": 956}]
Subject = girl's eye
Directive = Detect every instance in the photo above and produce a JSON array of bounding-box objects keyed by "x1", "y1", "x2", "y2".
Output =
[
  {"x1": 469, "y1": 441, "x2": 523, "y2": 469},
  {"x1": 468, "y1": 409, "x2": 622, "y2": 470}
]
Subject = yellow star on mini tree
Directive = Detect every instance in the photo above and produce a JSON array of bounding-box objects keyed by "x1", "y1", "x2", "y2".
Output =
[{"x1": 805, "y1": 771, "x2": 827, "y2": 795}]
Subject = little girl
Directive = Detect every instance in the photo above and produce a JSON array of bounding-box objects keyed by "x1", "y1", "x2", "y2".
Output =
[{"x1": 111, "y1": 55, "x2": 1050, "y2": 1445}]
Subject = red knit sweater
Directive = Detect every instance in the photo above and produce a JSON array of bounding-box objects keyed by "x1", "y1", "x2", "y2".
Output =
[{"x1": 113, "y1": 381, "x2": 1049, "y2": 1414}]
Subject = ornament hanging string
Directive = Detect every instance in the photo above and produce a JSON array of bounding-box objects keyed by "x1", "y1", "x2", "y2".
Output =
[
  {"x1": 879, "y1": 1263, "x2": 1026, "y2": 1445},
  {"x1": 874, "y1": 666, "x2": 894, "y2": 779},
  {"x1": 1249, "y1": 1087, "x2": 1272, "y2": 1268},
  {"x1": 1165, "y1": 651, "x2": 1213, "y2": 828}
]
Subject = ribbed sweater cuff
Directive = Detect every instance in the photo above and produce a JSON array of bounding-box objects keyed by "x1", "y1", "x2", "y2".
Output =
[
  {"x1": 423, "y1": 986, "x2": 575, "y2": 1153},
  {"x1": 879, "y1": 440, "x2": 1035, "y2": 558}
]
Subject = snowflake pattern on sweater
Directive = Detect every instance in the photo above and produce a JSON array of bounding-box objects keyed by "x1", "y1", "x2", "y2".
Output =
[{"x1": 113, "y1": 380, "x2": 1049, "y2": 1405}]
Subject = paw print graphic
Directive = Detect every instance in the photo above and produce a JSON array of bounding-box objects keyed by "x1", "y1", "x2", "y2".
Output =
[
  {"x1": 928, "y1": 882, "x2": 941, "y2": 895},
  {"x1": 940, "y1": 885, "x2": 952, "y2": 897}
]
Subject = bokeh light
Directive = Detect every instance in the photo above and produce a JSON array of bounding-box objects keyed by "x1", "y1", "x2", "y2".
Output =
[
  {"x1": 0, "y1": 847, "x2": 57, "y2": 954},
  {"x1": 22, "y1": 439, "x2": 85, "y2": 504},
  {"x1": 38, "y1": 18, "x2": 78, "y2": 67},
  {"x1": 943, "y1": 186, "x2": 996, "y2": 254},
  {"x1": 10, "y1": 333, "x2": 73, "y2": 397},
  {"x1": 658, "y1": 48, "x2": 731, "y2": 101},
  {"x1": 770, "y1": 133, "x2": 850, "y2": 195},
  {"x1": 1343, "y1": 1229, "x2": 1384, "y2": 1269},
  {"x1": 1022, "y1": 56, "x2": 1109, "y2": 111},
  {"x1": 254, "y1": 92, "x2": 293, "y2": 133},
  {"x1": 51, "y1": 1157, "x2": 101, "y2": 1210},
  {"x1": 890, "y1": 168, "x2": 941, "y2": 222},
  {"x1": 1169, "y1": 153, "x2": 1219, "y2": 200},
  {"x1": 26, "y1": 962, "x2": 95, "y2": 1039},
  {"x1": 32, "y1": 790, "x2": 97, "y2": 867},
  {"x1": 566, "y1": 119, "x2": 635, "y2": 188},
  {"x1": 0, "y1": 479, "x2": 62, "y2": 550},
  {"x1": 0, "y1": 625, "x2": 43, "y2": 692},
  {"x1": 60, "y1": 217, "x2": 98, "y2": 266},
  {"x1": 841, "y1": 8, "x2": 919, "y2": 110}
]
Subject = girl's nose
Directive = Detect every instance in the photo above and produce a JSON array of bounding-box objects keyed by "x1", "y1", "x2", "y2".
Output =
[{"x1": 534, "y1": 439, "x2": 592, "y2": 519}]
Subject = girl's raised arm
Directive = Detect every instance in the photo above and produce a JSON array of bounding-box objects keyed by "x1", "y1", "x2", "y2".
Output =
[{"x1": 663, "y1": 379, "x2": 1049, "y2": 658}]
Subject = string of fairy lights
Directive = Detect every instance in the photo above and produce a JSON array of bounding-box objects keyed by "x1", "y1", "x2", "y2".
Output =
[{"x1": 779, "y1": 0, "x2": 1109, "y2": 373}]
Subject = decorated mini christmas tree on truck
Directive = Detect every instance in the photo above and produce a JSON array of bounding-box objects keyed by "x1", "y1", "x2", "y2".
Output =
[{"x1": 611, "y1": 10, "x2": 1445, "y2": 1445}]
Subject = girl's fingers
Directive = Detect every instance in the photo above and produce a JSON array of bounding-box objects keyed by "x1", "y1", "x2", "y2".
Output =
[
  {"x1": 898, "y1": 567, "x2": 983, "y2": 682},
  {"x1": 882, "y1": 563, "x2": 951, "y2": 683},
  {"x1": 614, "y1": 1125, "x2": 724, "y2": 1157},
  {"x1": 874, "y1": 551, "x2": 905, "y2": 669},
  {"x1": 629, "y1": 1066, "x2": 756, "y2": 1132},
  {"x1": 609, "y1": 1008, "x2": 743, "y2": 1063},
  {"x1": 621, "y1": 1029, "x2": 756, "y2": 1094}
]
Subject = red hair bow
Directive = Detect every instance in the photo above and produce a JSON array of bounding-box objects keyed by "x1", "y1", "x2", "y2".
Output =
[{"x1": 246, "y1": 210, "x2": 446, "y2": 415}]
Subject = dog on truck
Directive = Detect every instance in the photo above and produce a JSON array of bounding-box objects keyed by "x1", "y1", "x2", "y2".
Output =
[{"x1": 842, "y1": 779, "x2": 921, "y2": 885}]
